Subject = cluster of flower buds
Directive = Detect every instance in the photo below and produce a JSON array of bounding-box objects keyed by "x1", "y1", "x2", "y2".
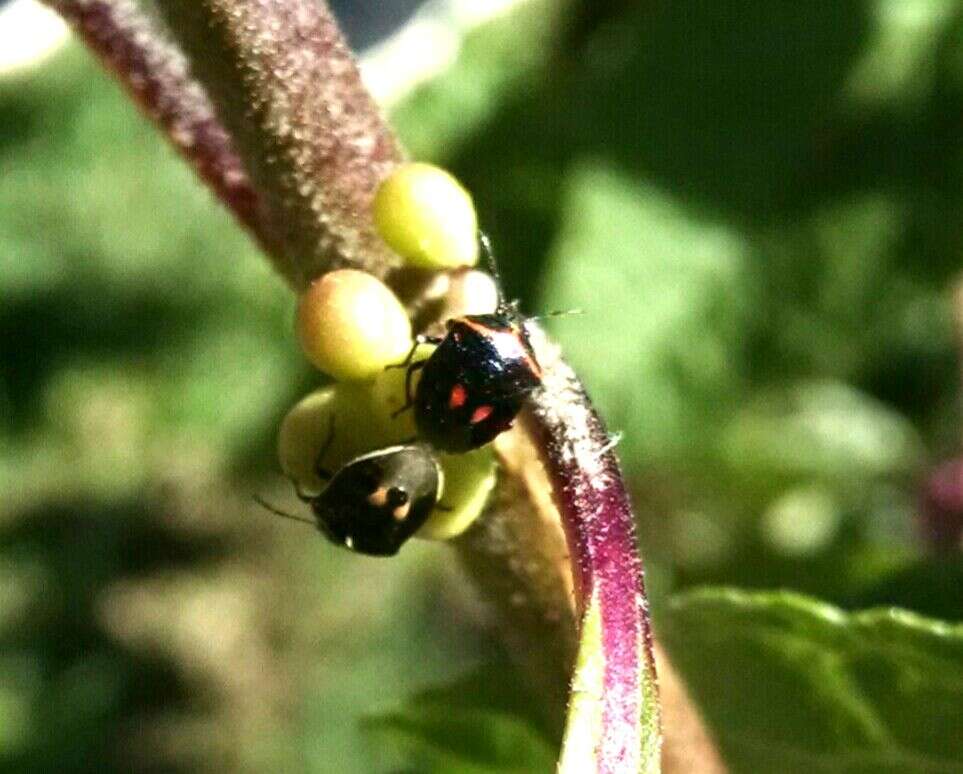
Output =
[{"x1": 276, "y1": 163, "x2": 503, "y2": 555}]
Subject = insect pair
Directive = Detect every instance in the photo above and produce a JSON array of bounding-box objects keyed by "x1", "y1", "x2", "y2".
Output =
[{"x1": 265, "y1": 233, "x2": 543, "y2": 556}]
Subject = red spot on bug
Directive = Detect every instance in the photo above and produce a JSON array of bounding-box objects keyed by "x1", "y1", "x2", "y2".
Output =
[
  {"x1": 470, "y1": 405, "x2": 494, "y2": 424},
  {"x1": 448, "y1": 384, "x2": 468, "y2": 409}
]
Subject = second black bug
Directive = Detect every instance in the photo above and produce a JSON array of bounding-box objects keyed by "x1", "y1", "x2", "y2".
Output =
[
  {"x1": 263, "y1": 439, "x2": 442, "y2": 557},
  {"x1": 308, "y1": 443, "x2": 441, "y2": 556}
]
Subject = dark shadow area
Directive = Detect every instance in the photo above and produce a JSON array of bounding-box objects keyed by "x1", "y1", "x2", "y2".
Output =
[
  {"x1": 850, "y1": 558, "x2": 963, "y2": 622},
  {"x1": 0, "y1": 283, "x2": 215, "y2": 435},
  {"x1": 0, "y1": 496, "x2": 232, "y2": 773},
  {"x1": 447, "y1": 0, "x2": 875, "y2": 303},
  {"x1": 570, "y1": 1, "x2": 871, "y2": 224}
]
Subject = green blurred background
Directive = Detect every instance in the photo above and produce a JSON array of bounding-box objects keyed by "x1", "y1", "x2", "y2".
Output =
[{"x1": 2, "y1": 0, "x2": 962, "y2": 771}]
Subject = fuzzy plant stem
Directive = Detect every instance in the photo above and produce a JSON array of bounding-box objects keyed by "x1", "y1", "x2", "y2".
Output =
[
  {"x1": 523, "y1": 329, "x2": 661, "y2": 772},
  {"x1": 42, "y1": 0, "x2": 285, "y2": 268},
  {"x1": 154, "y1": 0, "x2": 404, "y2": 289}
]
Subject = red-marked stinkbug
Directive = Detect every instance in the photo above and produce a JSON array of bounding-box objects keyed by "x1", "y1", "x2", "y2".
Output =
[{"x1": 391, "y1": 233, "x2": 542, "y2": 453}]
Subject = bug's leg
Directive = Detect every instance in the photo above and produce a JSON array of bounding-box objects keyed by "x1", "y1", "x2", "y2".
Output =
[
  {"x1": 313, "y1": 414, "x2": 336, "y2": 482},
  {"x1": 289, "y1": 477, "x2": 315, "y2": 503},
  {"x1": 385, "y1": 334, "x2": 442, "y2": 371},
  {"x1": 404, "y1": 359, "x2": 426, "y2": 406},
  {"x1": 253, "y1": 494, "x2": 315, "y2": 526},
  {"x1": 384, "y1": 338, "x2": 419, "y2": 371},
  {"x1": 391, "y1": 360, "x2": 426, "y2": 418}
]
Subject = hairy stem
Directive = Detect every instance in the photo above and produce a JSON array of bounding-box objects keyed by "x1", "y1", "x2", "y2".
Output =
[
  {"x1": 154, "y1": 0, "x2": 404, "y2": 289},
  {"x1": 523, "y1": 327, "x2": 660, "y2": 772}
]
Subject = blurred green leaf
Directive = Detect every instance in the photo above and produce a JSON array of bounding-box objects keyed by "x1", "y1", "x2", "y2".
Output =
[
  {"x1": 846, "y1": 0, "x2": 957, "y2": 107},
  {"x1": 852, "y1": 559, "x2": 963, "y2": 622},
  {"x1": 661, "y1": 588, "x2": 963, "y2": 773},
  {"x1": 541, "y1": 163, "x2": 748, "y2": 471},
  {"x1": 391, "y1": 0, "x2": 567, "y2": 161},
  {"x1": 721, "y1": 380, "x2": 925, "y2": 485},
  {"x1": 362, "y1": 662, "x2": 555, "y2": 773},
  {"x1": 0, "y1": 46, "x2": 304, "y2": 498}
]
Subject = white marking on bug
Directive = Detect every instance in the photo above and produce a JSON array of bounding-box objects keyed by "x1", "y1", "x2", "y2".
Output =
[{"x1": 392, "y1": 502, "x2": 411, "y2": 521}]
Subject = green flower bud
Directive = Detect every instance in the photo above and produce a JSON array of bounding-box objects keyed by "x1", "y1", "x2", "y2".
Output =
[
  {"x1": 419, "y1": 448, "x2": 497, "y2": 540},
  {"x1": 278, "y1": 381, "x2": 415, "y2": 495},
  {"x1": 445, "y1": 269, "x2": 499, "y2": 318},
  {"x1": 296, "y1": 269, "x2": 412, "y2": 382},
  {"x1": 373, "y1": 162, "x2": 479, "y2": 269},
  {"x1": 277, "y1": 387, "x2": 337, "y2": 493}
]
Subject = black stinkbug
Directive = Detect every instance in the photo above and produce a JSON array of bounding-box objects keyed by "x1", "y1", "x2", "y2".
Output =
[
  {"x1": 260, "y1": 428, "x2": 443, "y2": 557},
  {"x1": 391, "y1": 234, "x2": 542, "y2": 453}
]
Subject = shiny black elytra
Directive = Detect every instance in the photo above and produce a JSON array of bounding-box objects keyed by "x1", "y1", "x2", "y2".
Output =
[
  {"x1": 392, "y1": 235, "x2": 543, "y2": 453},
  {"x1": 261, "y1": 442, "x2": 442, "y2": 557},
  {"x1": 400, "y1": 314, "x2": 542, "y2": 453}
]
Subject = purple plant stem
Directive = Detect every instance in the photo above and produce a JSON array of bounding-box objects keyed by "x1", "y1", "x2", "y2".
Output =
[
  {"x1": 44, "y1": 0, "x2": 285, "y2": 271},
  {"x1": 955, "y1": 278, "x2": 963, "y2": 408},
  {"x1": 154, "y1": 0, "x2": 404, "y2": 288},
  {"x1": 523, "y1": 328, "x2": 659, "y2": 771},
  {"x1": 923, "y1": 282, "x2": 963, "y2": 553},
  {"x1": 920, "y1": 458, "x2": 963, "y2": 554}
]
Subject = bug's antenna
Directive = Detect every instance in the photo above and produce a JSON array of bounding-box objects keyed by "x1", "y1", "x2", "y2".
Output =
[
  {"x1": 252, "y1": 494, "x2": 316, "y2": 527},
  {"x1": 527, "y1": 308, "x2": 584, "y2": 322},
  {"x1": 478, "y1": 231, "x2": 509, "y2": 311}
]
